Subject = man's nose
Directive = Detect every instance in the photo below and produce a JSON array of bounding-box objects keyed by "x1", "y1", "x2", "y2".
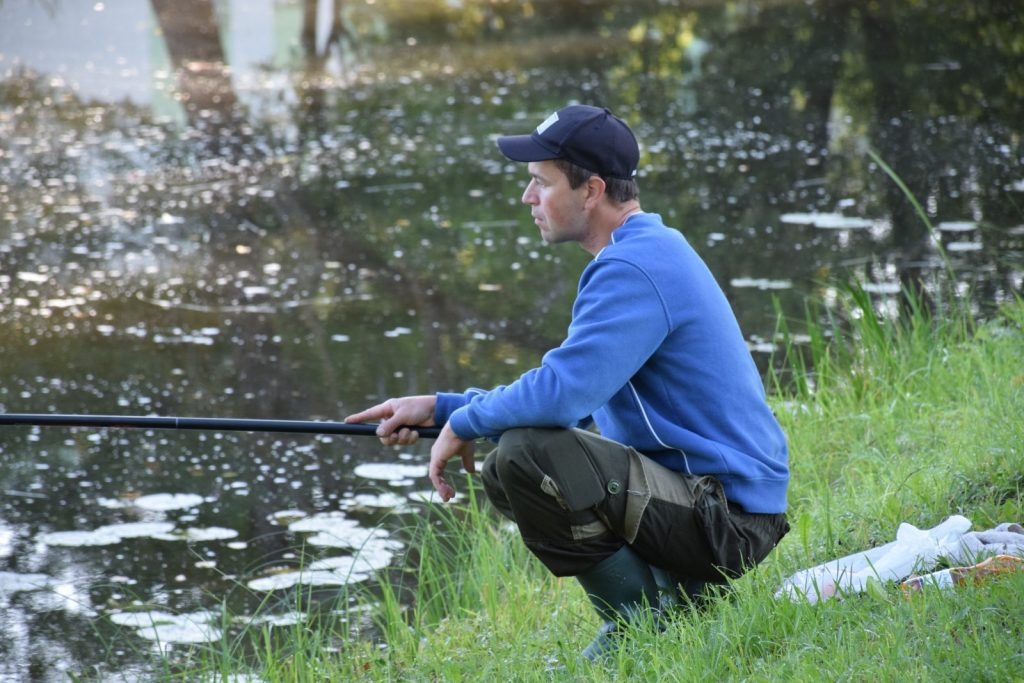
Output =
[{"x1": 521, "y1": 181, "x2": 537, "y2": 204}]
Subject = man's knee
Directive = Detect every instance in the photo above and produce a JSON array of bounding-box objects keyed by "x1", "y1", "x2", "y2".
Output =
[
  {"x1": 495, "y1": 427, "x2": 621, "y2": 514},
  {"x1": 492, "y1": 427, "x2": 547, "y2": 474},
  {"x1": 482, "y1": 428, "x2": 540, "y2": 501}
]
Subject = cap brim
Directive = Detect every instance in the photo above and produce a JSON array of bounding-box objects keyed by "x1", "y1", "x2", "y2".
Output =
[{"x1": 496, "y1": 134, "x2": 559, "y2": 162}]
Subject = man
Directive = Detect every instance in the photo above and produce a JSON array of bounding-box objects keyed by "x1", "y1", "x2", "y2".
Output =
[{"x1": 345, "y1": 104, "x2": 790, "y2": 660}]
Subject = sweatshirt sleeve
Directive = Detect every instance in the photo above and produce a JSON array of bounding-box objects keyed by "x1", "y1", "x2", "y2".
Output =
[
  {"x1": 446, "y1": 257, "x2": 671, "y2": 440},
  {"x1": 434, "y1": 389, "x2": 480, "y2": 424}
]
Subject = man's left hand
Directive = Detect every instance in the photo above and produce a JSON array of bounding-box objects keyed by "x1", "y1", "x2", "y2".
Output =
[{"x1": 429, "y1": 422, "x2": 476, "y2": 502}]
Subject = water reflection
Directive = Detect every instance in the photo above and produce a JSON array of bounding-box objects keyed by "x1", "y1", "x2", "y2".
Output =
[{"x1": 1, "y1": 0, "x2": 1022, "y2": 677}]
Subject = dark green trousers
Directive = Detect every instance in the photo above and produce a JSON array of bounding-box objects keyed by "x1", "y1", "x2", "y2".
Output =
[{"x1": 480, "y1": 427, "x2": 789, "y2": 578}]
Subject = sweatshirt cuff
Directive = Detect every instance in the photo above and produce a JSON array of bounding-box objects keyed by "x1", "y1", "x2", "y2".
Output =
[
  {"x1": 448, "y1": 407, "x2": 479, "y2": 441},
  {"x1": 435, "y1": 396, "x2": 480, "y2": 441},
  {"x1": 434, "y1": 391, "x2": 468, "y2": 426}
]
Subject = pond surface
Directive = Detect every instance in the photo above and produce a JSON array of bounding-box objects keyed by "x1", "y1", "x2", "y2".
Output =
[{"x1": 1, "y1": 0, "x2": 1022, "y2": 678}]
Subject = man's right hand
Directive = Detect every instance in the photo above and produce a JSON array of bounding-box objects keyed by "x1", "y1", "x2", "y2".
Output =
[{"x1": 344, "y1": 395, "x2": 437, "y2": 446}]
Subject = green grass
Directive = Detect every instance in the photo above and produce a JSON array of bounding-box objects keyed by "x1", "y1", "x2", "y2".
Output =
[{"x1": 112, "y1": 291, "x2": 1024, "y2": 681}]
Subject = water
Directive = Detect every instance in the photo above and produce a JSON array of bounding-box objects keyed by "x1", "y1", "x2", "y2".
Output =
[{"x1": 1, "y1": 0, "x2": 1022, "y2": 678}]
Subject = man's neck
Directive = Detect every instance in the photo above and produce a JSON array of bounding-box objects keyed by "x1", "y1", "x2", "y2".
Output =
[{"x1": 580, "y1": 201, "x2": 643, "y2": 256}]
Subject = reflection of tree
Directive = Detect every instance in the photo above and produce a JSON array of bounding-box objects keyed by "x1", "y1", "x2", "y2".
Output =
[
  {"x1": 302, "y1": 0, "x2": 352, "y2": 62},
  {"x1": 858, "y1": 4, "x2": 935, "y2": 304},
  {"x1": 296, "y1": 0, "x2": 355, "y2": 137},
  {"x1": 145, "y1": 0, "x2": 562, "y2": 397},
  {"x1": 143, "y1": 0, "x2": 471, "y2": 396},
  {"x1": 150, "y1": 0, "x2": 242, "y2": 151},
  {"x1": 613, "y1": 0, "x2": 1021, "y2": 316},
  {"x1": 854, "y1": 1, "x2": 1023, "y2": 304}
]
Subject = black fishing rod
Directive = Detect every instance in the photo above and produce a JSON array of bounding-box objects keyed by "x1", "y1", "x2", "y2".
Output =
[{"x1": 0, "y1": 413, "x2": 441, "y2": 438}]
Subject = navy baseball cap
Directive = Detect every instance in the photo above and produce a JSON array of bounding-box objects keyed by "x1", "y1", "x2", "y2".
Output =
[{"x1": 496, "y1": 105, "x2": 639, "y2": 179}]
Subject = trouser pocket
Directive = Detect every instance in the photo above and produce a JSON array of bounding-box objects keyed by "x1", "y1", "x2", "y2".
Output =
[{"x1": 695, "y1": 480, "x2": 790, "y2": 579}]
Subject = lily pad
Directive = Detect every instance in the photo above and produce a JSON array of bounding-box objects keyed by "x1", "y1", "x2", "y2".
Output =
[
  {"x1": 152, "y1": 527, "x2": 239, "y2": 542},
  {"x1": 780, "y1": 212, "x2": 874, "y2": 229},
  {"x1": 38, "y1": 528, "x2": 123, "y2": 547},
  {"x1": 352, "y1": 463, "x2": 427, "y2": 482},
  {"x1": 0, "y1": 571, "x2": 53, "y2": 594},
  {"x1": 131, "y1": 493, "x2": 207, "y2": 512}
]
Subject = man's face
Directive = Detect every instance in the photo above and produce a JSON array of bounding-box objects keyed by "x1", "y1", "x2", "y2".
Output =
[{"x1": 521, "y1": 160, "x2": 589, "y2": 245}]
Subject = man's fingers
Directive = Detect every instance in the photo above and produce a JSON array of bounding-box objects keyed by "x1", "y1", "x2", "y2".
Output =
[
  {"x1": 377, "y1": 413, "x2": 408, "y2": 437},
  {"x1": 428, "y1": 429, "x2": 473, "y2": 502},
  {"x1": 460, "y1": 445, "x2": 477, "y2": 475},
  {"x1": 394, "y1": 427, "x2": 420, "y2": 444},
  {"x1": 428, "y1": 465, "x2": 455, "y2": 502},
  {"x1": 343, "y1": 405, "x2": 387, "y2": 424},
  {"x1": 346, "y1": 396, "x2": 436, "y2": 442},
  {"x1": 431, "y1": 475, "x2": 456, "y2": 502}
]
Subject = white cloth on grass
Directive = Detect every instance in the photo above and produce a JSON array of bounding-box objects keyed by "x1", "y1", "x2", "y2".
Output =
[{"x1": 775, "y1": 515, "x2": 1024, "y2": 603}]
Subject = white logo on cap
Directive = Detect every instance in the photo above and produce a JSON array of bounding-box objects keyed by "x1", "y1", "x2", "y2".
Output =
[{"x1": 536, "y1": 112, "x2": 560, "y2": 135}]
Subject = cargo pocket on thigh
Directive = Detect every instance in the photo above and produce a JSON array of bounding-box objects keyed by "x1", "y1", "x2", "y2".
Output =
[
  {"x1": 626, "y1": 458, "x2": 723, "y2": 579},
  {"x1": 695, "y1": 479, "x2": 785, "y2": 579},
  {"x1": 692, "y1": 477, "x2": 747, "y2": 578},
  {"x1": 540, "y1": 451, "x2": 607, "y2": 512}
]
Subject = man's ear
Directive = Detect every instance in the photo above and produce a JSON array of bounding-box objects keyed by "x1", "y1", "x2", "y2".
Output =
[{"x1": 583, "y1": 175, "x2": 607, "y2": 208}]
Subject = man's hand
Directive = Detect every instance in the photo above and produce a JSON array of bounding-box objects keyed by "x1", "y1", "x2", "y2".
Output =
[
  {"x1": 429, "y1": 422, "x2": 476, "y2": 502},
  {"x1": 344, "y1": 395, "x2": 436, "y2": 446}
]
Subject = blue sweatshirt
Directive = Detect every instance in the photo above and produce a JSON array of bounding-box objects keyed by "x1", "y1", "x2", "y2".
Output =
[{"x1": 434, "y1": 212, "x2": 789, "y2": 514}]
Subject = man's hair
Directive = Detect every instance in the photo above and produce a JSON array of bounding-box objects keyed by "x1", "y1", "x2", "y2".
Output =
[{"x1": 554, "y1": 159, "x2": 639, "y2": 203}]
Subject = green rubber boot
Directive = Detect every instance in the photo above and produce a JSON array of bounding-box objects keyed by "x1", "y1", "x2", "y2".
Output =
[
  {"x1": 575, "y1": 545, "x2": 659, "y2": 661},
  {"x1": 650, "y1": 565, "x2": 687, "y2": 610},
  {"x1": 650, "y1": 565, "x2": 729, "y2": 613}
]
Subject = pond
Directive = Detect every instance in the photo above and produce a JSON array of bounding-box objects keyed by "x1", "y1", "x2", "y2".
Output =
[{"x1": 1, "y1": 0, "x2": 1022, "y2": 678}]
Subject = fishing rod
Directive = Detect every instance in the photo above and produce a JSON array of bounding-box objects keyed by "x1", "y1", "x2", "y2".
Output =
[{"x1": 0, "y1": 413, "x2": 441, "y2": 438}]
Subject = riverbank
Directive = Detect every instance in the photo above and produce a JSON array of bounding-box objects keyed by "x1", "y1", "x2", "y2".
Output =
[{"x1": 167, "y1": 292, "x2": 1024, "y2": 681}]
